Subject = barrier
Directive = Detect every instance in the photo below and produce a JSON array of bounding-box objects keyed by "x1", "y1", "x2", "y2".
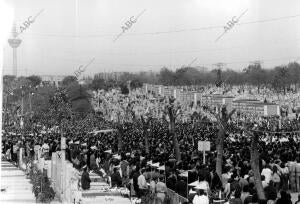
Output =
[
  {"x1": 50, "y1": 152, "x2": 82, "y2": 204},
  {"x1": 167, "y1": 188, "x2": 188, "y2": 204},
  {"x1": 18, "y1": 148, "x2": 26, "y2": 170}
]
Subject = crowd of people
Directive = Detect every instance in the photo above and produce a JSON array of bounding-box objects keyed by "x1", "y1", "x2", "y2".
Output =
[{"x1": 2, "y1": 85, "x2": 300, "y2": 204}]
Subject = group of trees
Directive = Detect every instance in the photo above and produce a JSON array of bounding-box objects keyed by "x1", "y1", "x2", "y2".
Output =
[
  {"x1": 158, "y1": 62, "x2": 300, "y2": 91},
  {"x1": 3, "y1": 75, "x2": 93, "y2": 127},
  {"x1": 102, "y1": 62, "x2": 300, "y2": 94}
]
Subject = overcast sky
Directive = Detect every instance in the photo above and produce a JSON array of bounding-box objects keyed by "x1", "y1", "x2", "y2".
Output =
[{"x1": 3, "y1": 0, "x2": 300, "y2": 76}]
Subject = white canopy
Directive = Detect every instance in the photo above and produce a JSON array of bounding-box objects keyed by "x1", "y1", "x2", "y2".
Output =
[
  {"x1": 188, "y1": 180, "x2": 201, "y2": 187},
  {"x1": 146, "y1": 160, "x2": 153, "y2": 165},
  {"x1": 158, "y1": 165, "x2": 165, "y2": 171},
  {"x1": 91, "y1": 129, "x2": 117, "y2": 135},
  {"x1": 179, "y1": 171, "x2": 188, "y2": 178},
  {"x1": 104, "y1": 149, "x2": 112, "y2": 154},
  {"x1": 151, "y1": 162, "x2": 160, "y2": 168}
]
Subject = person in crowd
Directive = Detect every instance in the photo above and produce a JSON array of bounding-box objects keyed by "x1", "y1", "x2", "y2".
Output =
[
  {"x1": 131, "y1": 167, "x2": 140, "y2": 197},
  {"x1": 295, "y1": 194, "x2": 300, "y2": 204},
  {"x1": 192, "y1": 189, "x2": 209, "y2": 204},
  {"x1": 262, "y1": 164, "x2": 272, "y2": 186},
  {"x1": 175, "y1": 176, "x2": 187, "y2": 198},
  {"x1": 156, "y1": 176, "x2": 167, "y2": 204},
  {"x1": 271, "y1": 165, "x2": 281, "y2": 192},
  {"x1": 264, "y1": 181, "x2": 277, "y2": 204},
  {"x1": 111, "y1": 167, "x2": 122, "y2": 187},
  {"x1": 241, "y1": 185, "x2": 250, "y2": 204},
  {"x1": 276, "y1": 191, "x2": 292, "y2": 204},
  {"x1": 229, "y1": 189, "x2": 242, "y2": 204},
  {"x1": 296, "y1": 159, "x2": 300, "y2": 192},
  {"x1": 261, "y1": 175, "x2": 268, "y2": 189},
  {"x1": 81, "y1": 166, "x2": 91, "y2": 190},
  {"x1": 41, "y1": 140, "x2": 49, "y2": 160},
  {"x1": 137, "y1": 168, "x2": 148, "y2": 197},
  {"x1": 244, "y1": 184, "x2": 255, "y2": 204}
]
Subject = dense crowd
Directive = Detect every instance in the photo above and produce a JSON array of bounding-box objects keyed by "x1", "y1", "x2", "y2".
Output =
[{"x1": 2, "y1": 86, "x2": 300, "y2": 204}]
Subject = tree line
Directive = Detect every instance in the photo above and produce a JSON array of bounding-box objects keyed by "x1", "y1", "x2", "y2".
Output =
[{"x1": 91, "y1": 61, "x2": 299, "y2": 94}]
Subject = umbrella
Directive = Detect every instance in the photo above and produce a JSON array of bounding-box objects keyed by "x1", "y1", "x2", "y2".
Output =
[
  {"x1": 151, "y1": 162, "x2": 160, "y2": 168},
  {"x1": 104, "y1": 149, "x2": 112, "y2": 154},
  {"x1": 179, "y1": 171, "x2": 188, "y2": 177},
  {"x1": 158, "y1": 165, "x2": 165, "y2": 171},
  {"x1": 113, "y1": 154, "x2": 121, "y2": 160},
  {"x1": 188, "y1": 180, "x2": 201, "y2": 187},
  {"x1": 147, "y1": 160, "x2": 153, "y2": 165}
]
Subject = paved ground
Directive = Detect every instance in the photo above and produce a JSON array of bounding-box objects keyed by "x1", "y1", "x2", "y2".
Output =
[
  {"x1": 1, "y1": 159, "x2": 299, "y2": 204},
  {"x1": 1, "y1": 160, "x2": 36, "y2": 203}
]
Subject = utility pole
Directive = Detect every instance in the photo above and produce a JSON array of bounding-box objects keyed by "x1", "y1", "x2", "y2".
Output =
[
  {"x1": 21, "y1": 88, "x2": 24, "y2": 116},
  {"x1": 29, "y1": 92, "x2": 32, "y2": 113}
]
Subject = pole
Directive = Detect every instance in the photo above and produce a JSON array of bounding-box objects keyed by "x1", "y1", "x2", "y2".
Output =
[
  {"x1": 13, "y1": 48, "x2": 17, "y2": 76},
  {"x1": 203, "y1": 149, "x2": 205, "y2": 165},
  {"x1": 5, "y1": 94, "x2": 8, "y2": 125},
  {"x1": 61, "y1": 136, "x2": 66, "y2": 202},
  {"x1": 21, "y1": 90, "x2": 24, "y2": 116},
  {"x1": 29, "y1": 93, "x2": 32, "y2": 113}
]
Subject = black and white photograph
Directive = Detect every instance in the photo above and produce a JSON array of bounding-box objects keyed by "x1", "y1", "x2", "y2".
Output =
[{"x1": 1, "y1": 0, "x2": 300, "y2": 203}]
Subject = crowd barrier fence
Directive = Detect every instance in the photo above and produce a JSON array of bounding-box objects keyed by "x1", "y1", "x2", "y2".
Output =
[
  {"x1": 32, "y1": 150, "x2": 82, "y2": 204},
  {"x1": 166, "y1": 188, "x2": 188, "y2": 204}
]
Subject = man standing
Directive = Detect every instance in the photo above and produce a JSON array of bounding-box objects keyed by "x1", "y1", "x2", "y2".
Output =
[
  {"x1": 111, "y1": 167, "x2": 122, "y2": 187},
  {"x1": 138, "y1": 168, "x2": 148, "y2": 197},
  {"x1": 193, "y1": 189, "x2": 209, "y2": 204},
  {"x1": 81, "y1": 166, "x2": 91, "y2": 190},
  {"x1": 132, "y1": 167, "x2": 141, "y2": 197},
  {"x1": 41, "y1": 140, "x2": 49, "y2": 160},
  {"x1": 156, "y1": 176, "x2": 168, "y2": 204}
]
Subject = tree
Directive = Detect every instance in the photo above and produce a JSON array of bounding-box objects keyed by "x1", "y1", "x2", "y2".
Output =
[
  {"x1": 62, "y1": 76, "x2": 78, "y2": 87},
  {"x1": 243, "y1": 63, "x2": 266, "y2": 93},
  {"x1": 272, "y1": 66, "x2": 290, "y2": 95},
  {"x1": 26, "y1": 75, "x2": 42, "y2": 87},
  {"x1": 130, "y1": 79, "x2": 143, "y2": 90},
  {"x1": 120, "y1": 83, "x2": 129, "y2": 95},
  {"x1": 159, "y1": 67, "x2": 176, "y2": 86},
  {"x1": 130, "y1": 104, "x2": 152, "y2": 154},
  {"x1": 287, "y1": 62, "x2": 300, "y2": 91},
  {"x1": 90, "y1": 77, "x2": 106, "y2": 91},
  {"x1": 67, "y1": 84, "x2": 93, "y2": 117},
  {"x1": 248, "y1": 130, "x2": 266, "y2": 201},
  {"x1": 214, "y1": 106, "x2": 235, "y2": 178},
  {"x1": 164, "y1": 97, "x2": 181, "y2": 161},
  {"x1": 31, "y1": 86, "x2": 56, "y2": 114}
]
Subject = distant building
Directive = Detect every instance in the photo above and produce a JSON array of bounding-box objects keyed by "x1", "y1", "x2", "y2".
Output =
[
  {"x1": 195, "y1": 66, "x2": 208, "y2": 72},
  {"x1": 40, "y1": 75, "x2": 67, "y2": 87},
  {"x1": 232, "y1": 99, "x2": 279, "y2": 117},
  {"x1": 201, "y1": 94, "x2": 235, "y2": 110},
  {"x1": 94, "y1": 72, "x2": 123, "y2": 81}
]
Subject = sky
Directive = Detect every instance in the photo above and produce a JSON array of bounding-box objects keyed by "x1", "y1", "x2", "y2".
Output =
[{"x1": 2, "y1": 0, "x2": 300, "y2": 77}]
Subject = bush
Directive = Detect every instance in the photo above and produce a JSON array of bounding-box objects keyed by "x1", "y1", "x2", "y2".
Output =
[{"x1": 29, "y1": 165, "x2": 55, "y2": 203}]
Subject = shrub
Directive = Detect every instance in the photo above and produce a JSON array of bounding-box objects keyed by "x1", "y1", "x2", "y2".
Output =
[{"x1": 29, "y1": 164, "x2": 55, "y2": 203}]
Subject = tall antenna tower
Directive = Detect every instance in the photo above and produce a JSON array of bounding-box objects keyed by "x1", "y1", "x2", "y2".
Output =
[{"x1": 8, "y1": 22, "x2": 22, "y2": 76}]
